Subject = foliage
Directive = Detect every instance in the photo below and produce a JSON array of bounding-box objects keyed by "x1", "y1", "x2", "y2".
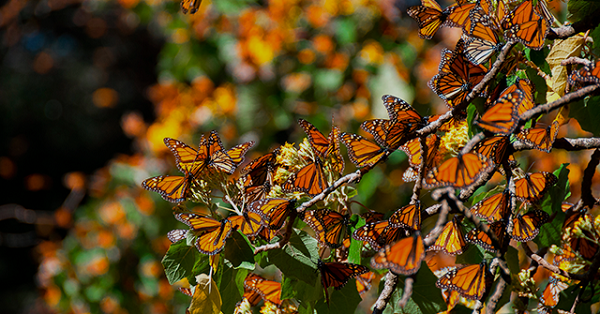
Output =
[{"x1": 24, "y1": 0, "x2": 600, "y2": 313}]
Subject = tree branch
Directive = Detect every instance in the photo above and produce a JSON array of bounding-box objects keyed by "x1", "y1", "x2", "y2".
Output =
[
  {"x1": 581, "y1": 149, "x2": 600, "y2": 207},
  {"x1": 372, "y1": 271, "x2": 398, "y2": 314}
]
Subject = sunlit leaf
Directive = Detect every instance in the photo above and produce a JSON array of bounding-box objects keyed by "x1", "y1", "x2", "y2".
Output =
[{"x1": 188, "y1": 274, "x2": 221, "y2": 314}]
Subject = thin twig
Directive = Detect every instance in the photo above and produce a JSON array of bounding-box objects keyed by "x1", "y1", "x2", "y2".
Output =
[
  {"x1": 521, "y1": 246, "x2": 586, "y2": 281},
  {"x1": 372, "y1": 271, "x2": 398, "y2": 314},
  {"x1": 411, "y1": 136, "x2": 427, "y2": 205},
  {"x1": 295, "y1": 170, "x2": 362, "y2": 213},
  {"x1": 520, "y1": 84, "x2": 600, "y2": 122},
  {"x1": 581, "y1": 149, "x2": 600, "y2": 207},
  {"x1": 397, "y1": 276, "x2": 415, "y2": 308}
]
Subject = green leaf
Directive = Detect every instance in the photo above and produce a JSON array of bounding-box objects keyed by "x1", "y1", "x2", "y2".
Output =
[
  {"x1": 161, "y1": 241, "x2": 198, "y2": 284},
  {"x1": 382, "y1": 266, "x2": 446, "y2": 314},
  {"x1": 504, "y1": 246, "x2": 520, "y2": 275},
  {"x1": 568, "y1": 0, "x2": 600, "y2": 23},
  {"x1": 467, "y1": 103, "x2": 477, "y2": 138},
  {"x1": 570, "y1": 97, "x2": 600, "y2": 136},
  {"x1": 314, "y1": 278, "x2": 362, "y2": 314},
  {"x1": 557, "y1": 284, "x2": 592, "y2": 314},
  {"x1": 536, "y1": 164, "x2": 570, "y2": 247},
  {"x1": 282, "y1": 275, "x2": 322, "y2": 304},
  {"x1": 224, "y1": 231, "x2": 255, "y2": 270},
  {"x1": 267, "y1": 229, "x2": 319, "y2": 285},
  {"x1": 218, "y1": 267, "x2": 242, "y2": 314},
  {"x1": 455, "y1": 242, "x2": 484, "y2": 265},
  {"x1": 525, "y1": 67, "x2": 547, "y2": 104},
  {"x1": 348, "y1": 216, "x2": 365, "y2": 264},
  {"x1": 191, "y1": 254, "x2": 210, "y2": 286}
]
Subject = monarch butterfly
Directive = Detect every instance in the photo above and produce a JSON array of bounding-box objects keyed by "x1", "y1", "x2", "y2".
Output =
[
  {"x1": 464, "y1": 21, "x2": 503, "y2": 65},
  {"x1": 142, "y1": 174, "x2": 195, "y2": 203},
  {"x1": 248, "y1": 198, "x2": 296, "y2": 230},
  {"x1": 407, "y1": 0, "x2": 476, "y2": 39},
  {"x1": 180, "y1": 0, "x2": 202, "y2": 14},
  {"x1": 388, "y1": 202, "x2": 421, "y2": 231},
  {"x1": 341, "y1": 132, "x2": 389, "y2": 168},
  {"x1": 317, "y1": 260, "x2": 368, "y2": 303},
  {"x1": 569, "y1": 60, "x2": 600, "y2": 87},
  {"x1": 498, "y1": 78, "x2": 535, "y2": 116},
  {"x1": 514, "y1": 172, "x2": 557, "y2": 203},
  {"x1": 470, "y1": 190, "x2": 510, "y2": 222},
  {"x1": 516, "y1": 120, "x2": 559, "y2": 153},
  {"x1": 299, "y1": 119, "x2": 344, "y2": 174},
  {"x1": 429, "y1": 40, "x2": 488, "y2": 108},
  {"x1": 540, "y1": 276, "x2": 568, "y2": 308},
  {"x1": 283, "y1": 161, "x2": 328, "y2": 196},
  {"x1": 166, "y1": 133, "x2": 254, "y2": 176},
  {"x1": 426, "y1": 216, "x2": 468, "y2": 255},
  {"x1": 304, "y1": 209, "x2": 350, "y2": 248},
  {"x1": 361, "y1": 96, "x2": 424, "y2": 151},
  {"x1": 228, "y1": 212, "x2": 265, "y2": 237},
  {"x1": 381, "y1": 95, "x2": 425, "y2": 124},
  {"x1": 400, "y1": 135, "x2": 440, "y2": 182},
  {"x1": 475, "y1": 89, "x2": 522, "y2": 135},
  {"x1": 510, "y1": 210, "x2": 549, "y2": 242},
  {"x1": 167, "y1": 229, "x2": 188, "y2": 243},
  {"x1": 501, "y1": 0, "x2": 549, "y2": 50},
  {"x1": 243, "y1": 274, "x2": 282, "y2": 306},
  {"x1": 174, "y1": 213, "x2": 233, "y2": 255},
  {"x1": 371, "y1": 233, "x2": 425, "y2": 275},
  {"x1": 352, "y1": 220, "x2": 406, "y2": 251},
  {"x1": 436, "y1": 262, "x2": 490, "y2": 300},
  {"x1": 423, "y1": 152, "x2": 494, "y2": 189},
  {"x1": 241, "y1": 149, "x2": 279, "y2": 188},
  {"x1": 356, "y1": 271, "x2": 375, "y2": 295},
  {"x1": 472, "y1": 135, "x2": 511, "y2": 165},
  {"x1": 360, "y1": 210, "x2": 385, "y2": 224},
  {"x1": 465, "y1": 221, "x2": 507, "y2": 252}
]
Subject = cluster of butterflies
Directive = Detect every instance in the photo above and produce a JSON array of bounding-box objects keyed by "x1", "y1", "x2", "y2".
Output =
[
  {"x1": 408, "y1": 0, "x2": 553, "y2": 110},
  {"x1": 141, "y1": 0, "x2": 600, "y2": 309},
  {"x1": 535, "y1": 203, "x2": 600, "y2": 313}
]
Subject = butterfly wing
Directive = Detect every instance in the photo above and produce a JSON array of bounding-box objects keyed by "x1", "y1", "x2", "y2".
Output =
[
  {"x1": 228, "y1": 212, "x2": 264, "y2": 237},
  {"x1": 426, "y1": 216, "x2": 468, "y2": 255},
  {"x1": 470, "y1": 190, "x2": 510, "y2": 222},
  {"x1": 305, "y1": 209, "x2": 349, "y2": 248},
  {"x1": 465, "y1": 221, "x2": 507, "y2": 252},
  {"x1": 472, "y1": 135, "x2": 511, "y2": 165},
  {"x1": 436, "y1": 263, "x2": 489, "y2": 300},
  {"x1": 510, "y1": 210, "x2": 549, "y2": 242},
  {"x1": 318, "y1": 261, "x2": 368, "y2": 290},
  {"x1": 407, "y1": 0, "x2": 446, "y2": 39},
  {"x1": 164, "y1": 138, "x2": 204, "y2": 175},
  {"x1": 388, "y1": 202, "x2": 421, "y2": 231},
  {"x1": 424, "y1": 152, "x2": 494, "y2": 189},
  {"x1": 283, "y1": 161, "x2": 327, "y2": 196},
  {"x1": 516, "y1": 120, "x2": 559, "y2": 153},
  {"x1": 142, "y1": 175, "x2": 191, "y2": 203},
  {"x1": 371, "y1": 233, "x2": 425, "y2": 275},
  {"x1": 352, "y1": 220, "x2": 405, "y2": 251},
  {"x1": 248, "y1": 198, "x2": 295, "y2": 230},
  {"x1": 341, "y1": 133, "x2": 387, "y2": 168},
  {"x1": 475, "y1": 89, "x2": 522, "y2": 135},
  {"x1": 514, "y1": 172, "x2": 557, "y2": 202},
  {"x1": 167, "y1": 229, "x2": 188, "y2": 243}
]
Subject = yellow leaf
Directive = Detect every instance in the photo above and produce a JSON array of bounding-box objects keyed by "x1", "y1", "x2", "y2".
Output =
[
  {"x1": 546, "y1": 34, "x2": 585, "y2": 97},
  {"x1": 188, "y1": 274, "x2": 222, "y2": 314}
]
